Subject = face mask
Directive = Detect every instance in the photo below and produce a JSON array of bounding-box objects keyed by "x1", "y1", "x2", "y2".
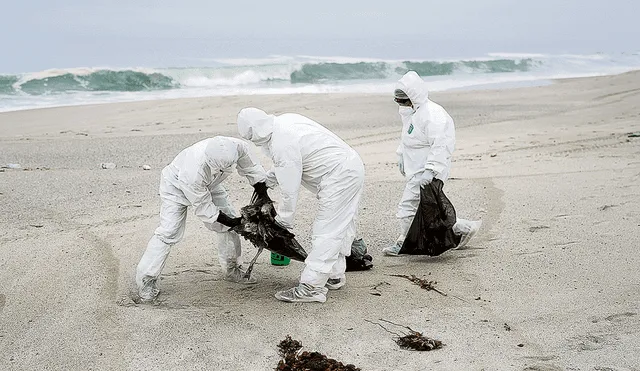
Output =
[{"x1": 398, "y1": 106, "x2": 414, "y2": 116}]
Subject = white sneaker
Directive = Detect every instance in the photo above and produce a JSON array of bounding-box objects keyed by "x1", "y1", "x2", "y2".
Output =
[
  {"x1": 225, "y1": 266, "x2": 258, "y2": 284},
  {"x1": 326, "y1": 278, "x2": 346, "y2": 290},
  {"x1": 275, "y1": 283, "x2": 328, "y2": 303},
  {"x1": 455, "y1": 220, "x2": 482, "y2": 250},
  {"x1": 382, "y1": 242, "x2": 402, "y2": 256},
  {"x1": 138, "y1": 278, "x2": 159, "y2": 301}
]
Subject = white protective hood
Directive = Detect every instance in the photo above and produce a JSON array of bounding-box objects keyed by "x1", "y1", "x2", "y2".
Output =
[
  {"x1": 237, "y1": 107, "x2": 275, "y2": 146},
  {"x1": 395, "y1": 71, "x2": 429, "y2": 109}
]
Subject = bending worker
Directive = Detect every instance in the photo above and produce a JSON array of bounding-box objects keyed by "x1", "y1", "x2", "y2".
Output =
[
  {"x1": 237, "y1": 107, "x2": 365, "y2": 303},
  {"x1": 383, "y1": 71, "x2": 482, "y2": 256},
  {"x1": 136, "y1": 136, "x2": 269, "y2": 301}
]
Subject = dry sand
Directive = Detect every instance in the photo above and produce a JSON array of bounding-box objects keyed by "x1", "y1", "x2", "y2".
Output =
[{"x1": 1, "y1": 72, "x2": 639, "y2": 370}]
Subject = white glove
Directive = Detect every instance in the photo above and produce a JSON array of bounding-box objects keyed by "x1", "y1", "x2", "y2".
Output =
[
  {"x1": 398, "y1": 158, "x2": 405, "y2": 177},
  {"x1": 265, "y1": 169, "x2": 278, "y2": 189},
  {"x1": 417, "y1": 170, "x2": 435, "y2": 187}
]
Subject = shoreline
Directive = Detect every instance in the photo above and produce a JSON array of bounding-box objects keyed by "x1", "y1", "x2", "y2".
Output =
[{"x1": 1, "y1": 69, "x2": 638, "y2": 116}]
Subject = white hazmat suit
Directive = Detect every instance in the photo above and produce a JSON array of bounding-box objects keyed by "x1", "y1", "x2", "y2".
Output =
[
  {"x1": 237, "y1": 108, "x2": 365, "y2": 303},
  {"x1": 136, "y1": 136, "x2": 267, "y2": 300},
  {"x1": 385, "y1": 71, "x2": 481, "y2": 255}
]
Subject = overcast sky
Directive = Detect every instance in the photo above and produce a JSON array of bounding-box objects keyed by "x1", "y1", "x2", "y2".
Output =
[{"x1": 2, "y1": 0, "x2": 638, "y2": 72}]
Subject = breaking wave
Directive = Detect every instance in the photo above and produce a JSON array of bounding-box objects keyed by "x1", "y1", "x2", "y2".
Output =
[
  {"x1": 0, "y1": 69, "x2": 176, "y2": 95},
  {"x1": 1, "y1": 57, "x2": 543, "y2": 95},
  {"x1": 290, "y1": 59, "x2": 538, "y2": 83},
  {"x1": 1, "y1": 52, "x2": 638, "y2": 112}
]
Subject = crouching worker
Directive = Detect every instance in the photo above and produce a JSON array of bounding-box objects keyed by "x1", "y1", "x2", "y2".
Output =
[
  {"x1": 136, "y1": 136, "x2": 268, "y2": 301},
  {"x1": 238, "y1": 107, "x2": 365, "y2": 303}
]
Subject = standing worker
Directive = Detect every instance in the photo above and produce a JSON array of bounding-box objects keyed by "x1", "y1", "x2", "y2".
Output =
[
  {"x1": 383, "y1": 71, "x2": 482, "y2": 256},
  {"x1": 237, "y1": 108, "x2": 365, "y2": 303}
]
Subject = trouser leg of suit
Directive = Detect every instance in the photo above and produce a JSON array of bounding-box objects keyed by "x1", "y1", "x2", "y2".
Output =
[
  {"x1": 136, "y1": 184, "x2": 188, "y2": 290},
  {"x1": 395, "y1": 176, "x2": 421, "y2": 245},
  {"x1": 329, "y1": 253, "x2": 347, "y2": 281},
  {"x1": 300, "y1": 154, "x2": 365, "y2": 287},
  {"x1": 209, "y1": 184, "x2": 242, "y2": 270}
]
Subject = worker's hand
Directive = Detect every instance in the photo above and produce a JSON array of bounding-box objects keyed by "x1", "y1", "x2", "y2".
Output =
[
  {"x1": 265, "y1": 169, "x2": 278, "y2": 188},
  {"x1": 217, "y1": 211, "x2": 242, "y2": 228},
  {"x1": 253, "y1": 181, "x2": 269, "y2": 196},
  {"x1": 398, "y1": 158, "x2": 405, "y2": 177},
  {"x1": 417, "y1": 170, "x2": 435, "y2": 187}
]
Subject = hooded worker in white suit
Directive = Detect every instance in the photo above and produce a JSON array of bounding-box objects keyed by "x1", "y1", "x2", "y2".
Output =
[
  {"x1": 383, "y1": 71, "x2": 482, "y2": 256},
  {"x1": 237, "y1": 108, "x2": 365, "y2": 303},
  {"x1": 136, "y1": 136, "x2": 268, "y2": 301}
]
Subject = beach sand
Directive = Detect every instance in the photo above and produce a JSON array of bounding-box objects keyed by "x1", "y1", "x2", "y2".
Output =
[{"x1": 1, "y1": 72, "x2": 639, "y2": 370}]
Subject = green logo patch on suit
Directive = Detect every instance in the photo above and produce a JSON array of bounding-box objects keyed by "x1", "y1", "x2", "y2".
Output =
[{"x1": 408, "y1": 124, "x2": 414, "y2": 134}]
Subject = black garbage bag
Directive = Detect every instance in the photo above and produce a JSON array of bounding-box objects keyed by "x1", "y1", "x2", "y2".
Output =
[
  {"x1": 232, "y1": 191, "x2": 308, "y2": 262},
  {"x1": 398, "y1": 179, "x2": 461, "y2": 256},
  {"x1": 345, "y1": 238, "x2": 373, "y2": 272}
]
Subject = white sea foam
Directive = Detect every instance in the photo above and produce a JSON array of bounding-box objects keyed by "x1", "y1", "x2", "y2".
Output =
[{"x1": 1, "y1": 52, "x2": 639, "y2": 112}]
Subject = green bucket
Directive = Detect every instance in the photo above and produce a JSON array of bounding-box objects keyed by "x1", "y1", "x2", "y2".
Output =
[{"x1": 270, "y1": 252, "x2": 291, "y2": 266}]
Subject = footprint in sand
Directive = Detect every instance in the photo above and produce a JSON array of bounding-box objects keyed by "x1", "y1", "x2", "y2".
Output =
[
  {"x1": 570, "y1": 334, "x2": 608, "y2": 351},
  {"x1": 604, "y1": 312, "x2": 637, "y2": 322},
  {"x1": 523, "y1": 363, "x2": 563, "y2": 371}
]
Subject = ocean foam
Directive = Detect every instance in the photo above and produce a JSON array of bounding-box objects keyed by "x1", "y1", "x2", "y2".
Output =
[{"x1": 1, "y1": 52, "x2": 639, "y2": 112}]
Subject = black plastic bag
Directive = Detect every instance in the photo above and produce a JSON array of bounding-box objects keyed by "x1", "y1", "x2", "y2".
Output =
[
  {"x1": 346, "y1": 238, "x2": 373, "y2": 271},
  {"x1": 398, "y1": 179, "x2": 461, "y2": 256}
]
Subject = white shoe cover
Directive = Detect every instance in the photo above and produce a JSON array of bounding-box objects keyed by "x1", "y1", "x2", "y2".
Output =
[{"x1": 275, "y1": 283, "x2": 328, "y2": 303}]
